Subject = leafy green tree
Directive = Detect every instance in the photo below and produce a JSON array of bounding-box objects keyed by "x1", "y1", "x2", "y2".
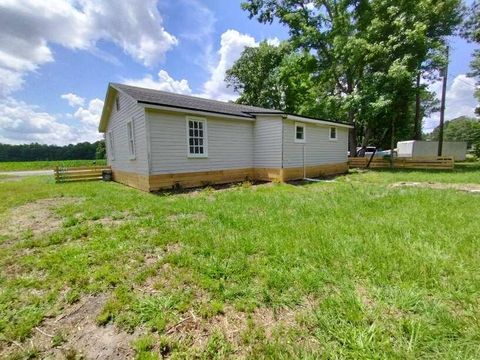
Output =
[
  {"x1": 462, "y1": 0, "x2": 480, "y2": 114},
  {"x1": 0, "y1": 141, "x2": 101, "y2": 162},
  {"x1": 240, "y1": 0, "x2": 462, "y2": 153},
  {"x1": 225, "y1": 41, "x2": 321, "y2": 116},
  {"x1": 428, "y1": 116, "x2": 480, "y2": 149},
  {"x1": 96, "y1": 140, "x2": 106, "y2": 159}
]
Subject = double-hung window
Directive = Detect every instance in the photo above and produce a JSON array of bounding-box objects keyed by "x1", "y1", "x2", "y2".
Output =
[
  {"x1": 329, "y1": 126, "x2": 337, "y2": 140},
  {"x1": 187, "y1": 117, "x2": 207, "y2": 157},
  {"x1": 126, "y1": 119, "x2": 135, "y2": 159},
  {"x1": 295, "y1": 122, "x2": 306, "y2": 143}
]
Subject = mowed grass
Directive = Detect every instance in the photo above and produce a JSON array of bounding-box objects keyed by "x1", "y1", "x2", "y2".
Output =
[
  {"x1": 0, "y1": 164, "x2": 479, "y2": 359},
  {"x1": 0, "y1": 159, "x2": 107, "y2": 172}
]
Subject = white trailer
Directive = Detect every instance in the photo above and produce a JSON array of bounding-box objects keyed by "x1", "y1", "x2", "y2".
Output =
[{"x1": 397, "y1": 140, "x2": 467, "y2": 161}]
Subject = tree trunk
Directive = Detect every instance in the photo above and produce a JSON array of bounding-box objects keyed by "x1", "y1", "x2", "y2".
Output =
[
  {"x1": 413, "y1": 71, "x2": 422, "y2": 140},
  {"x1": 347, "y1": 79, "x2": 357, "y2": 157},
  {"x1": 348, "y1": 109, "x2": 357, "y2": 157}
]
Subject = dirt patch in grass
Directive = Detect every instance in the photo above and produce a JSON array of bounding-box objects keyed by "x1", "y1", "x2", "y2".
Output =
[
  {"x1": 166, "y1": 212, "x2": 207, "y2": 222},
  {"x1": 356, "y1": 284, "x2": 376, "y2": 310},
  {"x1": 390, "y1": 182, "x2": 480, "y2": 193},
  {"x1": 86, "y1": 211, "x2": 135, "y2": 228},
  {"x1": 166, "y1": 297, "x2": 318, "y2": 352},
  {"x1": 0, "y1": 197, "x2": 83, "y2": 242},
  {"x1": 0, "y1": 175, "x2": 23, "y2": 183},
  {"x1": 2, "y1": 294, "x2": 136, "y2": 359}
]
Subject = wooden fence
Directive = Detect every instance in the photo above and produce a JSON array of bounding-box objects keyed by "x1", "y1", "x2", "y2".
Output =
[
  {"x1": 55, "y1": 165, "x2": 111, "y2": 183},
  {"x1": 348, "y1": 156, "x2": 454, "y2": 170}
]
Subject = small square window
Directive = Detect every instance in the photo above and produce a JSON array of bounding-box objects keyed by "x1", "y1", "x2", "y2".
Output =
[
  {"x1": 329, "y1": 127, "x2": 337, "y2": 140},
  {"x1": 295, "y1": 123, "x2": 306, "y2": 143}
]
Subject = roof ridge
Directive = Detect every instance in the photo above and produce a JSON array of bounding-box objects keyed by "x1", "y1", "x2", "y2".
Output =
[{"x1": 110, "y1": 82, "x2": 283, "y2": 113}]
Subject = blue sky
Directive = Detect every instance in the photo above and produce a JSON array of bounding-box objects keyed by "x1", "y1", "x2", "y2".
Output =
[{"x1": 0, "y1": 0, "x2": 477, "y2": 145}]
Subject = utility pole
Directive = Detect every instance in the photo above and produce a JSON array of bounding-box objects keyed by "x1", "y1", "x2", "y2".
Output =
[{"x1": 438, "y1": 45, "x2": 449, "y2": 156}]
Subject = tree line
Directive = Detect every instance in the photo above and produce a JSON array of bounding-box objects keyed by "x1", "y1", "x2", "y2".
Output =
[
  {"x1": 427, "y1": 116, "x2": 480, "y2": 156},
  {"x1": 225, "y1": 0, "x2": 479, "y2": 154},
  {"x1": 0, "y1": 141, "x2": 105, "y2": 162}
]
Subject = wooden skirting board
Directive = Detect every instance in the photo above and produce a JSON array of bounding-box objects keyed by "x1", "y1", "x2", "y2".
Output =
[
  {"x1": 282, "y1": 163, "x2": 349, "y2": 181},
  {"x1": 111, "y1": 162, "x2": 348, "y2": 192},
  {"x1": 112, "y1": 169, "x2": 150, "y2": 191}
]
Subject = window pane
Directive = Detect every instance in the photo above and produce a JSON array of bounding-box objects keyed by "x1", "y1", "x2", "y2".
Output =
[
  {"x1": 296, "y1": 126, "x2": 304, "y2": 139},
  {"x1": 198, "y1": 122, "x2": 203, "y2": 130},
  {"x1": 195, "y1": 147, "x2": 199, "y2": 154},
  {"x1": 199, "y1": 139, "x2": 203, "y2": 146},
  {"x1": 189, "y1": 146, "x2": 194, "y2": 153},
  {"x1": 330, "y1": 127, "x2": 336, "y2": 138},
  {"x1": 194, "y1": 122, "x2": 198, "y2": 129},
  {"x1": 199, "y1": 147, "x2": 204, "y2": 154},
  {"x1": 199, "y1": 130, "x2": 203, "y2": 137},
  {"x1": 189, "y1": 138, "x2": 194, "y2": 146},
  {"x1": 189, "y1": 121, "x2": 193, "y2": 128}
]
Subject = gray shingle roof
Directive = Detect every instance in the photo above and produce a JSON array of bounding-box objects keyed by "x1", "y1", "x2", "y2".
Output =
[{"x1": 111, "y1": 83, "x2": 283, "y2": 118}]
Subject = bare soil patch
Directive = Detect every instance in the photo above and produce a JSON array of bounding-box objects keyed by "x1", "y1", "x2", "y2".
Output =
[
  {"x1": 391, "y1": 182, "x2": 480, "y2": 193},
  {"x1": 0, "y1": 175, "x2": 23, "y2": 183},
  {"x1": 166, "y1": 212, "x2": 207, "y2": 222},
  {"x1": 0, "y1": 197, "x2": 83, "y2": 242},
  {"x1": 166, "y1": 297, "x2": 318, "y2": 353},
  {"x1": 2, "y1": 294, "x2": 136, "y2": 359}
]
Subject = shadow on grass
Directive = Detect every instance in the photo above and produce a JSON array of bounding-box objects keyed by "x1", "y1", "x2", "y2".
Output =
[
  {"x1": 368, "y1": 161, "x2": 480, "y2": 175},
  {"x1": 151, "y1": 180, "x2": 271, "y2": 196}
]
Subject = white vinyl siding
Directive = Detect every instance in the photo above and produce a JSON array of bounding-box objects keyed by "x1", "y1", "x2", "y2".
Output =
[
  {"x1": 105, "y1": 91, "x2": 148, "y2": 174},
  {"x1": 186, "y1": 117, "x2": 208, "y2": 157},
  {"x1": 282, "y1": 120, "x2": 348, "y2": 168},
  {"x1": 147, "y1": 110, "x2": 254, "y2": 174},
  {"x1": 253, "y1": 116, "x2": 283, "y2": 168}
]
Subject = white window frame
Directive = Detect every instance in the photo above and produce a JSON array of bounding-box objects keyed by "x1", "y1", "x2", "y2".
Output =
[
  {"x1": 294, "y1": 122, "x2": 306, "y2": 143},
  {"x1": 108, "y1": 131, "x2": 115, "y2": 160},
  {"x1": 115, "y1": 95, "x2": 120, "y2": 111},
  {"x1": 186, "y1": 116, "x2": 208, "y2": 158},
  {"x1": 126, "y1": 118, "x2": 136, "y2": 160},
  {"x1": 329, "y1": 126, "x2": 338, "y2": 141}
]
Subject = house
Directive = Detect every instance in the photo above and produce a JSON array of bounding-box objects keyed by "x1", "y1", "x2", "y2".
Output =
[
  {"x1": 98, "y1": 83, "x2": 353, "y2": 191},
  {"x1": 397, "y1": 140, "x2": 467, "y2": 161}
]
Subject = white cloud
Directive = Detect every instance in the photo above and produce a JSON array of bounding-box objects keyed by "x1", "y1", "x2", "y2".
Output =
[
  {"x1": 201, "y1": 30, "x2": 258, "y2": 101},
  {"x1": 0, "y1": 97, "x2": 103, "y2": 145},
  {"x1": 266, "y1": 37, "x2": 281, "y2": 47},
  {"x1": 0, "y1": 98, "x2": 75, "y2": 145},
  {"x1": 73, "y1": 98, "x2": 105, "y2": 128},
  {"x1": 424, "y1": 74, "x2": 479, "y2": 132},
  {"x1": 61, "y1": 93, "x2": 85, "y2": 107},
  {"x1": 123, "y1": 29, "x2": 267, "y2": 101},
  {"x1": 0, "y1": 0, "x2": 177, "y2": 96},
  {"x1": 124, "y1": 70, "x2": 192, "y2": 94}
]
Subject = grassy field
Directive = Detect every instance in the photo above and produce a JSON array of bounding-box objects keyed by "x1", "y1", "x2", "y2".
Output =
[
  {"x1": 0, "y1": 164, "x2": 479, "y2": 359},
  {"x1": 0, "y1": 159, "x2": 107, "y2": 172}
]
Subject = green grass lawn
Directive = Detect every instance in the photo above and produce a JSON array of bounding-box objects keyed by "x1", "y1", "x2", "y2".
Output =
[
  {"x1": 0, "y1": 159, "x2": 107, "y2": 172},
  {"x1": 0, "y1": 164, "x2": 479, "y2": 359}
]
